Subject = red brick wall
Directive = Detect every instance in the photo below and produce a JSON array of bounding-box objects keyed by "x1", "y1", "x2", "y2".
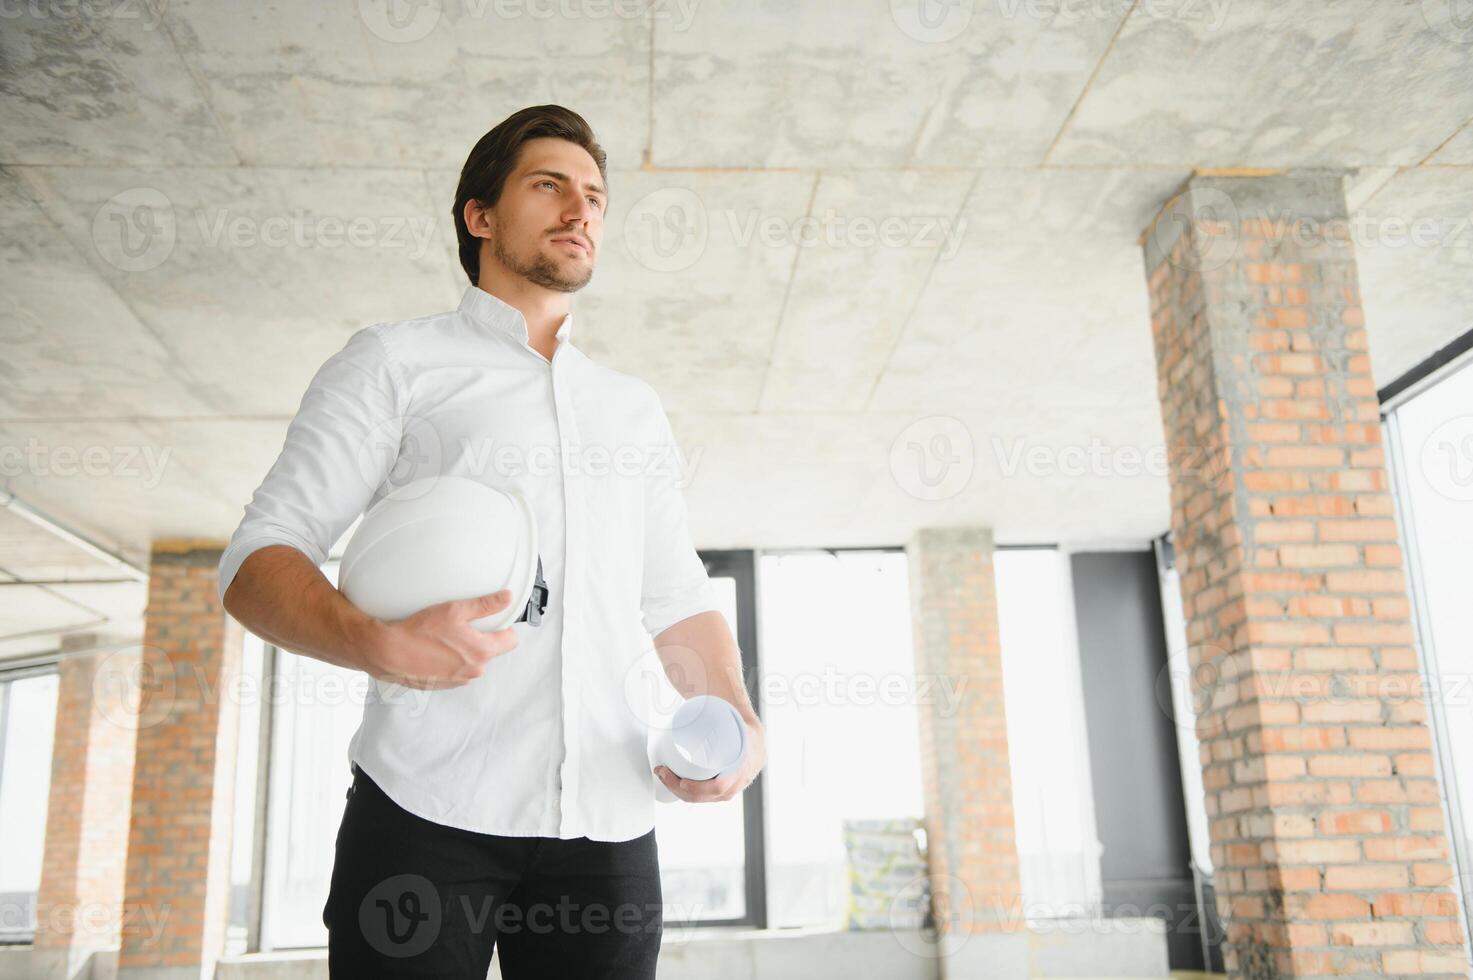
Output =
[
  {"x1": 35, "y1": 633, "x2": 138, "y2": 961},
  {"x1": 1143, "y1": 172, "x2": 1469, "y2": 978},
  {"x1": 118, "y1": 542, "x2": 242, "y2": 977},
  {"x1": 908, "y1": 525, "x2": 1023, "y2": 935}
]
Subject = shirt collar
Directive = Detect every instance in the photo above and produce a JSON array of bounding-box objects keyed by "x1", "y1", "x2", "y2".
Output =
[{"x1": 458, "y1": 285, "x2": 574, "y2": 347}]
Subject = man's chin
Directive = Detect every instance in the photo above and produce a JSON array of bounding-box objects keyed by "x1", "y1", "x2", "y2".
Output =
[
  {"x1": 531, "y1": 265, "x2": 593, "y2": 293},
  {"x1": 544, "y1": 253, "x2": 594, "y2": 290}
]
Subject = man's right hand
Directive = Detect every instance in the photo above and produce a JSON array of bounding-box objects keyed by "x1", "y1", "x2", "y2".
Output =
[{"x1": 363, "y1": 589, "x2": 522, "y2": 691}]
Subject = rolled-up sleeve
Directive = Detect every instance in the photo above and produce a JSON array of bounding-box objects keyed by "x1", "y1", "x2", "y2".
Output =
[
  {"x1": 639, "y1": 393, "x2": 719, "y2": 641},
  {"x1": 217, "y1": 325, "x2": 402, "y2": 605}
]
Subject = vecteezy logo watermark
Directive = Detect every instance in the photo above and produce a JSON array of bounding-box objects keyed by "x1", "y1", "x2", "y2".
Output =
[
  {"x1": 353, "y1": 875, "x2": 680, "y2": 956},
  {"x1": 995, "y1": 0, "x2": 1234, "y2": 30},
  {"x1": 0, "y1": 438, "x2": 172, "y2": 489},
  {"x1": 893, "y1": 872, "x2": 974, "y2": 958},
  {"x1": 1154, "y1": 193, "x2": 1473, "y2": 274},
  {"x1": 193, "y1": 208, "x2": 438, "y2": 259},
  {"x1": 356, "y1": 0, "x2": 701, "y2": 42},
  {"x1": 0, "y1": 0, "x2": 169, "y2": 28},
  {"x1": 359, "y1": 873, "x2": 442, "y2": 958},
  {"x1": 1151, "y1": 185, "x2": 1241, "y2": 274},
  {"x1": 1266, "y1": 211, "x2": 1473, "y2": 251},
  {"x1": 890, "y1": 416, "x2": 974, "y2": 501},
  {"x1": 91, "y1": 188, "x2": 440, "y2": 272},
  {"x1": 93, "y1": 646, "x2": 174, "y2": 732},
  {"x1": 621, "y1": 191, "x2": 969, "y2": 272},
  {"x1": 356, "y1": 414, "x2": 445, "y2": 500},
  {"x1": 626, "y1": 656, "x2": 970, "y2": 720},
  {"x1": 356, "y1": 0, "x2": 441, "y2": 43},
  {"x1": 481, "y1": 0, "x2": 700, "y2": 28},
  {"x1": 760, "y1": 668, "x2": 968, "y2": 714},
  {"x1": 1421, "y1": 0, "x2": 1473, "y2": 44},
  {"x1": 355, "y1": 424, "x2": 707, "y2": 500},
  {"x1": 92, "y1": 187, "x2": 176, "y2": 272},
  {"x1": 1420, "y1": 415, "x2": 1473, "y2": 502},
  {"x1": 725, "y1": 208, "x2": 968, "y2": 260},
  {"x1": 623, "y1": 187, "x2": 709, "y2": 273},
  {"x1": 988, "y1": 436, "x2": 1233, "y2": 492},
  {"x1": 891, "y1": 0, "x2": 1233, "y2": 41},
  {"x1": 890, "y1": 0, "x2": 974, "y2": 43},
  {"x1": 1154, "y1": 641, "x2": 1230, "y2": 736},
  {"x1": 2, "y1": 899, "x2": 172, "y2": 948},
  {"x1": 456, "y1": 438, "x2": 706, "y2": 487},
  {"x1": 91, "y1": 644, "x2": 438, "y2": 733}
]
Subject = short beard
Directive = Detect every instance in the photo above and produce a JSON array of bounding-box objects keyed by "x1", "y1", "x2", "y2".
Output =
[{"x1": 492, "y1": 216, "x2": 592, "y2": 293}]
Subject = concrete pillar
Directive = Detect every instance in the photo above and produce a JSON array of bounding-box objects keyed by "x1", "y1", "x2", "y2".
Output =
[
  {"x1": 1141, "y1": 171, "x2": 1469, "y2": 978},
  {"x1": 32, "y1": 632, "x2": 139, "y2": 980},
  {"x1": 906, "y1": 526, "x2": 1023, "y2": 938},
  {"x1": 117, "y1": 542, "x2": 242, "y2": 980}
]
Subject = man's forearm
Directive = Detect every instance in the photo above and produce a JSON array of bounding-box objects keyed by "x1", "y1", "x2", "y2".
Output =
[
  {"x1": 652, "y1": 610, "x2": 761, "y2": 728},
  {"x1": 222, "y1": 544, "x2": 383, "y2": 674}
]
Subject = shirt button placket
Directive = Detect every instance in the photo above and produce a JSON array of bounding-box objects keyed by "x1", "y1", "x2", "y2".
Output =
[{"x1": 552, "y1": 352, "x2": 582, "y2": 837}]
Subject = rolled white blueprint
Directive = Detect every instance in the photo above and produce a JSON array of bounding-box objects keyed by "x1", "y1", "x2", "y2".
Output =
[{"x1": 651, "y1": 695, "x2": 748, "y2": 804}]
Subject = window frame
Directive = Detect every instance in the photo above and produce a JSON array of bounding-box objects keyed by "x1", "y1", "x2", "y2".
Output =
[
  {"x1": 1379, "y1": 344, "x2": 1473, "y2": 956},
  {"x1": 0, "y1": 659, "x2": 61, "y2": 946},
  {"x1": 670, "y1": 547, "x2": 768, "y2": 930}
]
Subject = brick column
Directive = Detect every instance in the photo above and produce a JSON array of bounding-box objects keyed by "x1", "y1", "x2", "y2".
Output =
[
  {"x1": 1142, "y1": 171, "x2": 1469, "y2": 978},
  {"x1": 118, "y1": 542, "x2": 242, "y2": 980},
  {"x1": 32, "y1": 632, "x2": 139, "y2": 980},
  {"x1": 906, "y1": 526, "x2": 1023, "y2": 939}
]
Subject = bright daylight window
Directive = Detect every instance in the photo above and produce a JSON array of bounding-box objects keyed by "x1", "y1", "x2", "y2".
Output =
[
  {"x1": 757, "y1": 549, "x2": 924, "y2": 929},
  {"x1": 230, "y1": 562, "x2": 368, "y2": 952},
  {"x1": 993, "y1": 548, "x2": 1103, "y2": 921},
  {"x1": 1382, "y1": 354, "x2": 1473, "y2": 944},
  {"x1": 0, "y1": 668, "x2": 59, "y2": 944}
]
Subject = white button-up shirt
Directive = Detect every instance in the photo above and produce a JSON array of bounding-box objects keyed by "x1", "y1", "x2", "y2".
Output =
[{"x1": 217, "y1": 285, "x2": 720, "y2": 842}]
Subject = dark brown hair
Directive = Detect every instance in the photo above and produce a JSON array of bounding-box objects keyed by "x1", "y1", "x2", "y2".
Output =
[{"x1": 452, "y1": 105, "x2": 609, "y2": 286}]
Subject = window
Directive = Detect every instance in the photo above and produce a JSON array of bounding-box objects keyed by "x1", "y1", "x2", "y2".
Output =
[
  {"x1": 259, "y1": 639, "x2": 363, "y2": 950},
  {"x1": 757, "y1": 549, "x2": 922, "y2": 929},
  {"x1": 0, "y1": 666, "x2": 59, "y2": 944},
  {"x1": 647, "y1": 567, "x2": 758, "y2": 925},
  {"x1": 1154, "y1": 535, "x2": 1226, "y2": 971},
  {"x1": 226, "y1": 632, "x2": 267, "y2": 955},
  {"x1": 229, "y1": 562, "x2": 368, "y2": 953},
  {"x1": 1153, "y1": 538, "x2": 1215, "y2": 882},
  {"x1": 1383, "y1": 353, "x2": 1473, "y2": 946},
  {"x1": 993, "y1": 548, "x2": 1103, "y2": 920}
]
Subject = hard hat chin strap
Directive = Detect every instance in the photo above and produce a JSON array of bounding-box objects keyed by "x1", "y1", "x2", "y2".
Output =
[{"x1": 514, "y1": 555, "x2": 549, "y2": 627}]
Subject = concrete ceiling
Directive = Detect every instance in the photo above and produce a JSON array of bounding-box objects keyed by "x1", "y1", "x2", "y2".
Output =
[{"x1": 1, "y1": 0, "x2": 1470, "y2": 658}]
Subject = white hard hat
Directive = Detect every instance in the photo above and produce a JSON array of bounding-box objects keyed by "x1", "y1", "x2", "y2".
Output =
[{"x1": 338, "y1": 475, "x2": 548, "y2": 633}]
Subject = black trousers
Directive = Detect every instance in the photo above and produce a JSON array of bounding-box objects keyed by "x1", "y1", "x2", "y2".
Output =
[{"x1": 322, "y1": 764, "x2": 663, "y2": 978}]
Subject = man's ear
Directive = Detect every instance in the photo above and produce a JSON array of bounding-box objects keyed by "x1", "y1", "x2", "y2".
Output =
[{"x1": 464, "y1": 198, "x2": 491, "y2": 237}]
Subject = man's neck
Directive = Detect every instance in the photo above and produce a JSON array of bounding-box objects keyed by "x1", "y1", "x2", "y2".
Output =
[{"x1": 474, "y1": 276, "x2": 568, "y2": 357}]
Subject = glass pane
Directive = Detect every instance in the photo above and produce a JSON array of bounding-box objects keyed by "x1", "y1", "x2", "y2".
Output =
[
  {"x1": 262, "y1": 562, "x2": 369, "y2": 949},
  {"x1": 994, "y1": 549, "x2": 1102, "y2": 920},
  {"x1": 0, "y1": 671, "x2": 60, "y2": 942},
  {"x1": 1155, "y1": 557, "x2": 1214, "y2": 878},
  {"x1": 226, "y1": 632, "x2": 267, "y2": 955},
  {"x1": 1386, "y1": 361, "x2": 1473, "y2": 927},
  {"x1": 649, "y1": 575, "x2": 748, "y2": 922},
  {"x1": 757, "y1": 551, "x2": 923, "y2": 929}
]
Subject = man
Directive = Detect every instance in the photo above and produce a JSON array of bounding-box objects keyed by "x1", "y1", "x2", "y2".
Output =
[{"x1": 219, "y1": 104, "x2": 766, "y2": 978}]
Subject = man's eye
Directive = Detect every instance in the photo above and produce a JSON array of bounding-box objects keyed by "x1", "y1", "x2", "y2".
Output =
[
  {"x1": 538, "y1": 180, "x2": 556, "y2": 190},
  {"x1": 588, "y1": 197, "x2": 602, "y2": 209}
]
